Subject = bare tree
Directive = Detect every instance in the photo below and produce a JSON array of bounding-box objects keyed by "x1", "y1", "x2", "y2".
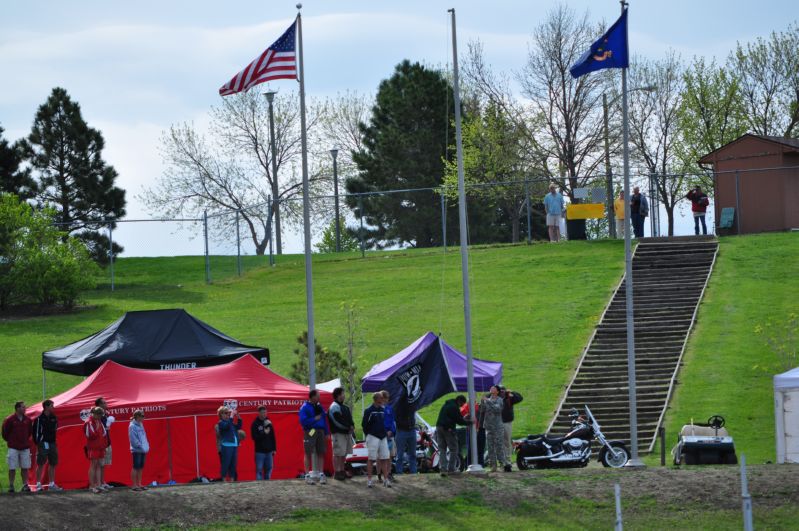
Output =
[
  {"x1": 517, "y1": 5, "x2": 611, "y2": 200},
  {"x1": 141, "y1": 91, "x2": 329, "y2": 255},
  {"x1": 626, "y1": 52, "x2": 685, "y2": 235}
]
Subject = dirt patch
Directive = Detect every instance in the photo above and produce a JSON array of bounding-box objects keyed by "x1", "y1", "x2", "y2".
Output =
[{"x1": 2, "y1": 465, "x2": 797, "y2": 529}]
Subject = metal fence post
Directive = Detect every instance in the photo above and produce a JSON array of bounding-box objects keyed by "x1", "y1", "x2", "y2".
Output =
[
  {"x1": 735, "y1": 171, "x2": 742, "y2": 235},
  {"x1": 235, "y1": 209, "x2": 242, "y2": 277},
  {"x1": 441, "y1": 193, "x2": 447, "y2": 251},
  {"x1": 525, "y1": 180, "x2": 532, "y2": 244},
  {"x1": 203, "y1": 210, "x2": 211, "y2": 284},
  {"x1": 108, "y1": 222, "x2": 115, "y2": 292},
  {"x1": 358, "y1": 195, "x2": 365, "y2": 258},
  {"x1": 614, "y1": 483, "x2": 623, "y2": 531},
  {"x1": 659, "y1": 426, "x2": 666, "y2": 466},
  {"x1": 740, "y1": 453, "x2": 753, "y2": 531}
]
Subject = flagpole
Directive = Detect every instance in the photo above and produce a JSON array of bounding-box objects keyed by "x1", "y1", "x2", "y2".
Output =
[
  {"x1": 620, "y1": 0, "x2": 643, "y2": 467},
  {"x1": 296, "y1": 4, "x2": 316, "y2": 390},
  {"x1": 448, "y1": 7, "x2": 482, "y2": 474}
]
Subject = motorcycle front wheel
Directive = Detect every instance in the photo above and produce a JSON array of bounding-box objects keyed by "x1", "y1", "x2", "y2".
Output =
[{"x1": 599, "y1": 443, "x2": 630, "y2": 468}]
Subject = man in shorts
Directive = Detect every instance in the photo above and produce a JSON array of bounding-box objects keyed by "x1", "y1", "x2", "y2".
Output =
[
  {"x1": 327, "y1": 387, "x2": 355, "y2": 481},
  {"x1": 361, "y1": 392, "x2": 391, "y2": 488},
  {"x1": 544, "y1": 184, "x2": 565, "y2": 242},
  {"x1": 95, "y1": 397, "x2": 115, "y2": 489},
  {"x1": 298, "y1": 390, "x2": 329, "y2": 485},
  {"x1": 33, "y1": 399, "x2": 62, "y2": 491},
  {"x1": 2, "y1": 401, "x2": 33, "y2": 492}
]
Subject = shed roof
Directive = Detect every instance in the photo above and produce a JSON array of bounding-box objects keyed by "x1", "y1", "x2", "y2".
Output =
[{"x1": 698, "y1": 134, "x2": 799, "y2": 165}]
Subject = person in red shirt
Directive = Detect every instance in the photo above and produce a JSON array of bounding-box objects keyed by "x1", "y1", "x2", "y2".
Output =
[
  {"x1": 84, "y1": 407, "x2": 108, "y2": 493},
  {"x1": 2, "y1": 401, "x2": 33, "y2": 493},
  {"x1": 460, "y1": 399, "x2": 485, "y2": 467},
  {"x1": 686, "y1": 185, "x2": 710, "y2": 235}
]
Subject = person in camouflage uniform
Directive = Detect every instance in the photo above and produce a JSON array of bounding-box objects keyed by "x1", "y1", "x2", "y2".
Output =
[{"x1": 482, "y1": 385, "x2": 505, "y2": 472}]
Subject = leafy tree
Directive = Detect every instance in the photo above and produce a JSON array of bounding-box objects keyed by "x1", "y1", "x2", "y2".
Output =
[
  {"x1": 24, "y1": 87, "x2": 125, "y2": 264},
  {"x1": 443, "y1": 101, "x2": 546, "y2": 242},
  {"x1": 347, "y1": 60, "x2": 459, "y2": 248},
  {"x1": 315, "y1": 217, "x2": 360, "y2": 253},
  {"x1": 675, "y1": 58, "x2": 747, "y2": 183},
  {"x1": 0, "y1": 125, "x2": 36, "y2": 200},
  {"x1": 0, "y1": 193, "x2": 98, "y2": 310},
  {"x1": 289, "y1": 332, "x2": 357, "y2": 398},
  {"x1": 730, "y1": 23, "x2": 799, "y2": 138}
]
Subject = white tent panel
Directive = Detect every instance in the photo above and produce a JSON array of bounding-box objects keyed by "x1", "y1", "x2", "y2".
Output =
[{"x1": 774, "y1": 367, "x2": 799, "y2": 464}]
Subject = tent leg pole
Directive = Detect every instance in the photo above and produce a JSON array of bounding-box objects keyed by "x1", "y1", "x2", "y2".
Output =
[{"x1": 42, "y1": 369, "x2": 46, "y2": 401}]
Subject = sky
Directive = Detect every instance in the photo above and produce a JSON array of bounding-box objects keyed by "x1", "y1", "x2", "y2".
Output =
[{"x1": 1, "y1": 1, "x2": 794, "y2": 255}]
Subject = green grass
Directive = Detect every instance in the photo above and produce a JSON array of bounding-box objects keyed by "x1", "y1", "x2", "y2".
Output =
[
  {"x1": 199, "y1": 491, "x2": 799, "y2": 530},
  {"x1": 655, "y1": 232, "x2": 799, "y2": 465},
  {"x1": 1, "y1": 240, "x2": 624, "y2": 436},
  {"x1": 2, "y1": 232, "x2": 796, "y2": 480}
]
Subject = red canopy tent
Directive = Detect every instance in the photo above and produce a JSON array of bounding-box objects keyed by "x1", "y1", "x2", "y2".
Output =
[{"x1": 26, "y1": 355, "x2": 332, "y2": 489}]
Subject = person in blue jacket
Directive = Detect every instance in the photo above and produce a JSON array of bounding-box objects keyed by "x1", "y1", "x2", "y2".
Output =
[
  {"x1": 380, "y1": 390, "x2": 397, "y2": 481},
  {"x1": 216, "y1": 406, "x2": 242, "y2": 482},
  {"x1": 299, "y1": 390, "x2": 329, "y2": 485}
]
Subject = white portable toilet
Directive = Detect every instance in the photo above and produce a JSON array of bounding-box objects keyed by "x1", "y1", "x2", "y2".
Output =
[{"x1": 774, "y1": 367, "x2": 799, "y2": 464}]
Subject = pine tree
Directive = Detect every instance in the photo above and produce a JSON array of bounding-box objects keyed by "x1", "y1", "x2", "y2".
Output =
[
  {"x1": 347, "y1": 60, "x2": 459, "y2": 248},
  {"x1": 0, "y1": 125, "x2": 37, "y2": 200},
  {"x1": 24, "y1": 87, "x2": 126, "y2": 264}
]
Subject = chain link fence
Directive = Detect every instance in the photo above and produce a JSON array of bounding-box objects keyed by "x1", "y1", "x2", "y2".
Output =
[{"x1": 68, "y1": 166, "x2": 795, "y2": 290}]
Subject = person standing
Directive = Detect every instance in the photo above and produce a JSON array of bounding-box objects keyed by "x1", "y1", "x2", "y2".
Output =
[
  {"x1": 361, "y1": 392, "x2": 390, "y2": 488},
  {"x1": 482, "y1": 386, "x2": 505, "y2": 472},
  {"x1": 328, "y1": 388, "x2": 354, "y2": 481},
  {"x1": 686, "y1": 185, "x2": 709, "y2": 235},
  {"x1": 128, "y1": 410, "x2": 149, "y2": 491},
  {"x1": 94, "y1": 397, "x2": 115, "y2": 490},
  {"x1": 380, "y1": 390, "x2": 397, "y2": 481},
  {"x1": 544, "y1": 185, "x2": 565, "y2": 242},
  {"x1": 2, "y1": 401, "x2": 33, "y2": 493},
  {"x1": 393, "y1": 401, "x2": 418, "y2": 475},
  {"x1": 614, "y1": 191, "x2": 626, "y2": 238},
  {"x1": 216, "y1": 406, "x2": 242, "y2": 482},
  {"x1": 251, "y1": 406, "x2": 277, "y2": 480},
  {"x1": 299, "y1": 390, "x2": 329, "y2": 485},
  {"x1": 33, "y1": 399, "x2": 62, "y2": 492},
  {"x1": 84, "y1": 407, "x2": 107, "y2": 493},
  {"x1": 460, "y1": 397, "x2": 484, "y2": 467},
  {"x1": 434, "y1": 395, "x2": 470, "y2": 477},
  {"x1": 630, "y1": 186, "x2": 649, "y2": 238},
  {"x1": 500, "y1": 387, "x2": 523, "y2": 472}
]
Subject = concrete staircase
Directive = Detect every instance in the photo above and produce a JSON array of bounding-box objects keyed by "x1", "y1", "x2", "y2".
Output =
[{"x1": 547, "y1": 236, "x2": 718, "y2": 452}]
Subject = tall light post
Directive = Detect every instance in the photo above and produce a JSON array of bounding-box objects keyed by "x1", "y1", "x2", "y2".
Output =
[
  {"x1": 264, "y1": 91, "x2": 282, "y2": 255},
  {"x1": 603, "y1": 85, "x2": 656, "y2": 240},
  {"x1": 330, "y1": 148, "x2": 340, "y2": 252}
]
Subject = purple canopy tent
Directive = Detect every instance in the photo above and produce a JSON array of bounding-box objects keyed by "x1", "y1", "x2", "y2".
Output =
[{"x1": 361, "y1": 332, "x2": 503, "y2": 411}]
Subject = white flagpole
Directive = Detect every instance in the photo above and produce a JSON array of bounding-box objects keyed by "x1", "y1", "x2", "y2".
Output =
[
  {"x1": 296, "y1": 5, "x2": 316, "y2": 390},
  {"x1": 620, "y1": 0, "x2": 643, "y2": 467},
  {"x1": 448, "y1": 7, "x2": 482, "y2": 474}
]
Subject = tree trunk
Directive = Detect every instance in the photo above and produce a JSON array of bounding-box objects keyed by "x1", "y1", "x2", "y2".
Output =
[{"x1": 664, "y1": 203, "x2": 675, "y2": 236}]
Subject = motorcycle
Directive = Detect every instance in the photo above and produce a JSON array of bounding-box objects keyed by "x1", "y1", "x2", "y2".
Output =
[{"x1": 515, "y1": 405, "x2": 630, "y2": 469}]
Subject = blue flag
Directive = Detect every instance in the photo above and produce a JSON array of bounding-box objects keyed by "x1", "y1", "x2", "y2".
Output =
[{"x1": 570, "y1": 9, "x2": 629, "y2": 78}]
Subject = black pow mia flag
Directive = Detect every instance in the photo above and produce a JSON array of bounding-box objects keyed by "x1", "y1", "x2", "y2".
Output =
[{"x1": 393, "y1": 342, "x2": 454, "y2": 411}]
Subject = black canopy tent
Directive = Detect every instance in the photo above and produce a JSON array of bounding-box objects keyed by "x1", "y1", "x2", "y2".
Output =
[{"x1": 42, "y1": 309, "x2": 270, "y2": 378}]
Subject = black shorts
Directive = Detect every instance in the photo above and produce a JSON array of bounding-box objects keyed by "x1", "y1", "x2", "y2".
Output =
[
  {"x1": 37, "y1": 443, "x2": 59, "y2": 466},
  {"x1": 132, "y1": 452, "x2": 146, "y2": 470}
]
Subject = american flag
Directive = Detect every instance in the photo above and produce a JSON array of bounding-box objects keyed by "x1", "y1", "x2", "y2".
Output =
[{"x1": 219, "y1": 21, "x2": 297, "y2": 96}]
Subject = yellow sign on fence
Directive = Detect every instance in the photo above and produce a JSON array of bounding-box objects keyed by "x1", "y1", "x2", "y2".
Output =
[{"x1": 566, "y1": 203, "x2": 605, "y2": 220}]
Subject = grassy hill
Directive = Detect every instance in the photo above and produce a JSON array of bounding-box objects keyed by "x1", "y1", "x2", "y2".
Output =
[{"x1": 1, "y1": 233, "x2": 796, "y2": 475}]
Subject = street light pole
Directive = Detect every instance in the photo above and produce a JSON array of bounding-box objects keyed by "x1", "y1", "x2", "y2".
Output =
[
  {"x1": 330, "y1": 148, "x2": 340, "y2": 252},
  {"x1": 603, "y1": 93, "x2": 615, "y2": 239},
  {"x1": 264, "y1": 91, "x2": 282, "y2": 255}
]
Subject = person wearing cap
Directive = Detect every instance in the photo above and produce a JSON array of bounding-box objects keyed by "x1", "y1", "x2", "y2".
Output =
[{"x1": 128, "y1": 410, "x2": 149, "y2": 491}]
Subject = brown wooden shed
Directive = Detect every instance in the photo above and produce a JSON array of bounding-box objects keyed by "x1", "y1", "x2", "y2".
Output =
[{"x1": 699, "y1": 134, "x2": 799, "y2": 234}]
